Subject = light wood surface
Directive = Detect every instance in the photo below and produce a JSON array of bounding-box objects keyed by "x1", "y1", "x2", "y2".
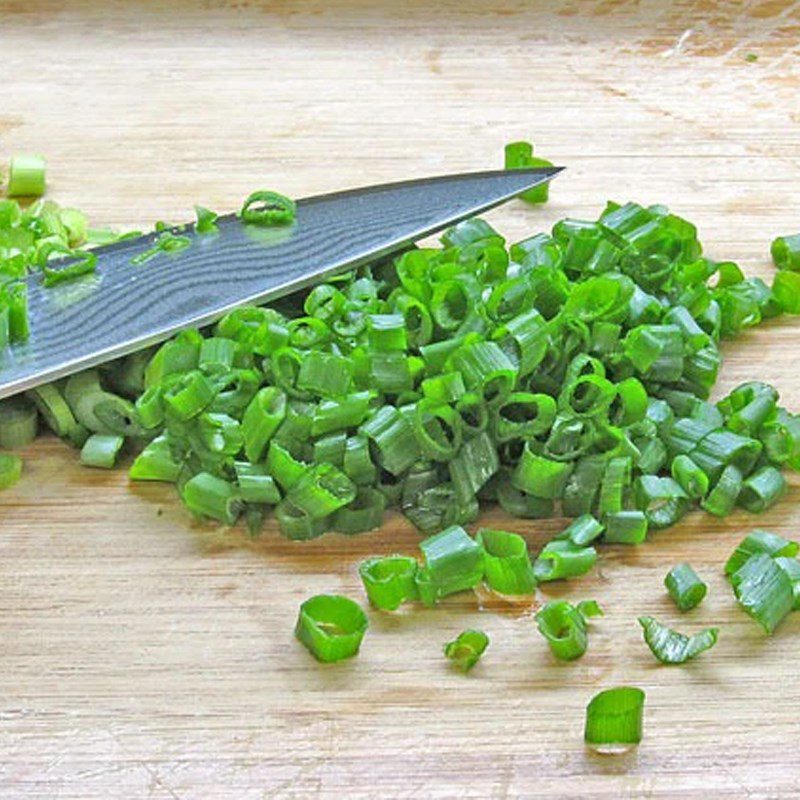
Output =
[{"x1": 2, "y1": 1, "x2": 800, "y2": 797}]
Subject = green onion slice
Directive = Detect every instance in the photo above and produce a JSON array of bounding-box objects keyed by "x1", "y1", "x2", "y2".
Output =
[
  {"x1": 294, "y1": 594, "x2": 368, "y2": 662},
  {"x1": 535, "y1": 600, "x2": 589, "y2": 661},
  {"x1": 443, "y1": 629, "x2": 489, "y2": 672},
  {"x1": 638, "y1": 616, "x2": 718, "y2": 664},
  {"x1": 359, "y1": 555, "x2": 419, "y2": 610},
  {"x1": 239, "y1": 190, "x2": 296, "y2": 226},
  {"x1": 585, "y1": 687, "x2": 645, "y2": 752},
  {"x1": 476, "y1": 528, "x2": 535, "y2": 595},
  {"x1": 664, "y1": 563, "x2": 707, "y2": 611}
]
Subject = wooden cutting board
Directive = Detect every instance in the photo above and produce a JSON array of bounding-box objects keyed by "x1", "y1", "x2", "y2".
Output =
[{"x1": 2, "y1": 1, "x2": 800, "y2": 797}]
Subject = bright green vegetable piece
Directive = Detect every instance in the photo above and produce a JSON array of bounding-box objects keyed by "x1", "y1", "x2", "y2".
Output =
[
  {"x1": 724, "y1": 530, "x2": 799, "y2": 576},
  {"x1": 638, "y1": 616, "x2": 718, "y2": 664},
  {"x1": 504, "y1": 141, "x2": 554, "y2": 204},
  {"x1": 0, "y1": 452, "x2": 23, "y2": 489},
  {"x1": 584, "y1": 687, "x2": 645, "y2": 751},
  {"x1": 535, "y1": 600, "x2": 590, "y2": 661},
  {"x1": 6, "y1": 155, "x2": 45, "y2": 197},
  {"x1": 443, "y1": 629, "x2": 489, "y2": 672},
  {"x1": 295, "y1": 594, "x2": 368, "y2": 662},
  {"x1": 359, "y1": 555, "x2": 419, "y2": 610},
  {"x1": 664, "y1": 563, "x2": 707, "y2": 611},
  {"x1": 415, "y1": 525, "x2": 485, "y2": 607},
  {"x1": 476, "y1": 528, "x2": 535, "y2": 595},
  {"x1": 771, "y1": 233, "x2": 800, "y2": 271},
  {"x1": 80, "y1": 433, "x2": 124, "y2": 469},
  {"x1": 731, "y1": 552, "x2": 793, "y2": 635}
]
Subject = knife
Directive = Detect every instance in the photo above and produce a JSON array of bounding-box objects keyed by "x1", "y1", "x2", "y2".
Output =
[{"x1": 0, "y1": 167, "x2": 562, "y2": 399}]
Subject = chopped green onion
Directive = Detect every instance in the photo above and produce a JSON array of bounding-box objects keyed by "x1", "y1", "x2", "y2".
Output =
[
  {"x1": 275, "y1": 498, "x2": 326, "y2": 540},
  {"x1": 361, "y1": 406, "x2": 419, "y2": 476},
  {"x1": 288, "y1": 463, "x2": 356, "y2": 520},
  {"x1": 0, "y1": 398, "x2": 38, "y2": 449},
  {"x1": 295, "y1": 594, "x2": 368, "y2": 662},
  {"x1": 181, "y1": 472, "x2": 241, "y2": 524},
  {"x1": 512, "y1": 444, "x2": 572, "y2": 499},
  {"x1": 129, "y1": 435, "x2": 181, "y2": 482},
  {"x1": 701, "y1": 464, "x2": 743, "y2": 517},
  {"x1": 162, "y1": 370, "x2": 216, "y2": 421},
  {"x1": 533, "y1": 539, "x2": 597, "y2": 581},
  {"x1": 771, "y1": 233, "x2": 800, "y2": 271},
  {"x1": 194, "y1": 205, "x2": 219, "y2": 234},
  {"x1": 774, "y1": 556, "x2": 800, "y2": 610},
  {"x1": 415, "y1": 525, "x2": 485, "y2": 607},
  {"x1": 577, "y1": 599, "x2": 604, "y2": 620},
  {"x1": 556, "y1": 514, "x2": 604, "y2": 546},
  {"x1": 80, "y1": 434, "x2": 124, "y2": 469},
  {"x1": 41, "y1": 248, "x2": 97, "y2": 287},
  {"x1": 638, "y1": 616, "x2": 718, "y2": 664},
  {"x1": 724, "y1": 530, "x2": 798, "y2": 576},
  {"x1": 0, "y1": 452, "x2": 23, "y2": 489},
  {"x1": 534, "y1": 539, "x2": 597, "y2": 582},
  {"x1": 737, "y1": 465, "x2": 787, "y2": 513},
  {"x1": 234, "y1": 461, "x2": 281, "y2": 504},
  {"x1": 239, "y1": 190, "x2": 296, "y2": 226},
  {"x1": 585, "y1": 687, "x2": 645, "y2": 752},
  {"x1": 670, "y1": 454, "x2": 709, "y2": 499},
  {"x1": 359, "y1": 555, "x2": 419, "y2": 610},
  {"x1": 603, "y1": 510, "x2": 648, "y2": 544},
  {"x1": 6, "y1": 155, "x2": 45, "y2": 197},
  {"x1": 535, "y1": 600, "x2": 589, "y2": 661},
  {"x1": 332, "y1": 487, "x2": 386, "y2": 534},
  {"x1": 731, "y1": 552, "x2": 793, "y2": 634},
  {"x1": 443, "y1": 629, "x2": 489, "y2": 672},
  {"x1": 476, "y1": 528, "x2": 535, "y2": 594},
  {"x1": 449, "y1": 431, "x2": 499, "y2": 502},
  {"x1": 665, "y1": 563, "x2": 707, "y2": 611},
  {"x1": 131, "y1": 231, "x2": 191, "y2": 265},
  {"x1": 241, "y1": 387, "x2": 286, "y2": 462},
  {"x1": 633, "y1": 475, "x2": 689, "y2": 529},
  {"x1": 504, "y1": 141, "x2": 554, "y2": 204}
]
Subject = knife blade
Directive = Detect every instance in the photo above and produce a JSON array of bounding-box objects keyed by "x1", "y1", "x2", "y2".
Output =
[{"x1": 0, "y1": 167, "x2": 562, "y2": 398}]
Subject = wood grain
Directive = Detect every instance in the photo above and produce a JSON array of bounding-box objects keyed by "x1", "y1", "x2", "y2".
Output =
[{"x1": 2, "y1": 1, "x2": 800, "y2": 797}]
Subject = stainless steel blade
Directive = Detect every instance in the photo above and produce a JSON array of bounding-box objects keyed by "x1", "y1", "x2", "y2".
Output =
[{"x1": 0, "y1": 167, "x2": 562, "y2": 398}]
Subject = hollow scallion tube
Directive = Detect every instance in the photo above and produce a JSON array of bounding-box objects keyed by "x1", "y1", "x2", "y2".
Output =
[
  {"x1": 443, "y1": 629, "x2": 489, "y2": 672},
  {"x1": 555, "y1": 514, "x2": 604, "y2": 547},
  {"x1": 181, "y1": 472, "x2": 241, "y2": 524},
  {"x1": 670, "y1": 454, "x2": 709, "y2": 500},
  {"x1": 359, "y1": 555, "x2": 419, "y2": 610},
  {"x1": 241, "y1": 387, "x2": 286, "y2": 462},
  {"x1": 585, "y1": 687, "x2": 645, "y2": 752},
  {"x1": 533, "y1": 540, "x2": 596, "y2": 582},
  {"x1": 731, "y1": 552, "x2": 794, "y2": 634},
  {"x1": 295, "y1": 594, "x2": 368, "y2": 662},
  {"x1": 6, "y1": 154, "x2": 46, "y2": 197},
  {"x1": 476, "y1": 528, "x2": 535, "y2": 594},
  {"x1": 737, "y1": 465, "x2": 787, "y2": 513},
  {"x1": 603, "y1": 511, "x2": 648, "y2": 544},
  {"x1": 535, "y1": 600, "x2": 589, "y2": 661},
  {"x1": 80, "y1": 434, "x2": 124, "y2": 469},
  {"x1": 287, "y1": 463, "x2": 356, "y2": 520},
  {"x1": 724, "y1": 530, "x2": 798, "y2": 576},
  {"x1": 415, "y1": 525, "x2": 485, "y2": 607},
  {"x1": 332, "y1": 488, "x2": 386, "y2": 534},
  {"x1": 771, "y1": 233, "x2": 800, "y2": 271},
  {"x1": 665, "y1": 563, "x2": 707, "y2": 611}
]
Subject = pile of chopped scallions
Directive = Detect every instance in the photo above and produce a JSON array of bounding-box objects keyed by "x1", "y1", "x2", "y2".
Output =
[{"x1": 3, "y1": 148, "x2": 800, "y2": 751}]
